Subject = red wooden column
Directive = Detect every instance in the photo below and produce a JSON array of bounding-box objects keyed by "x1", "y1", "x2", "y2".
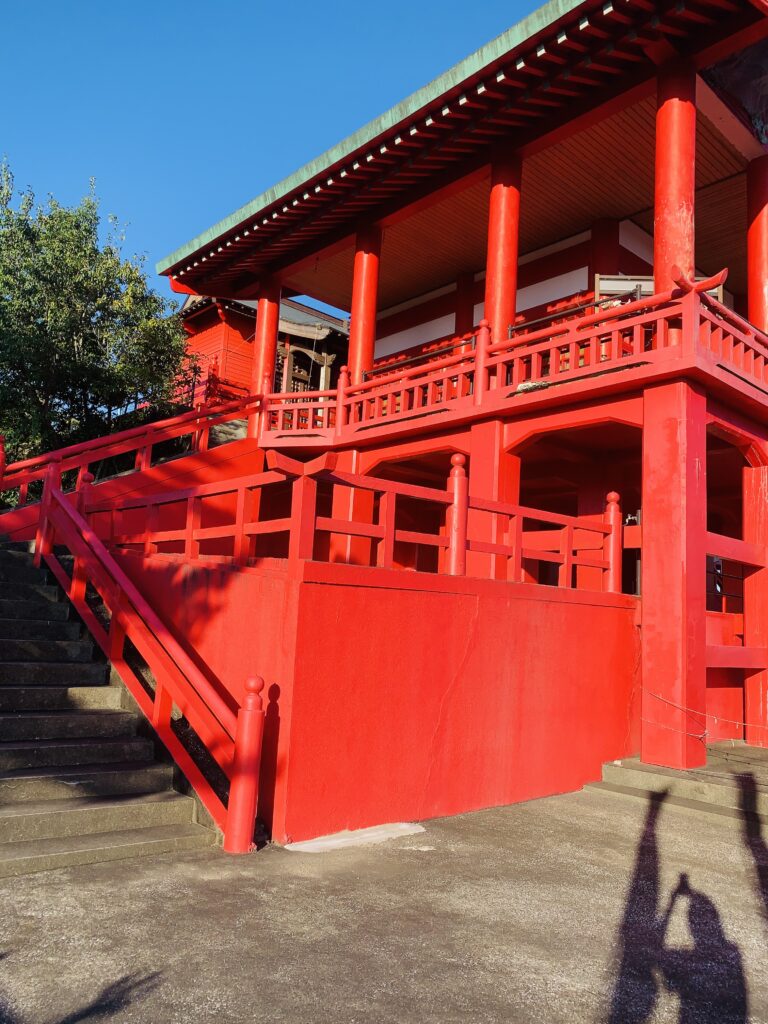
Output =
[
  {"x1": 641, "y1": 382, "x2": 708, "y2": 769},
  {"x1": 743, "y1": 463, "x2": 768, "y2": 746},
  {"x1": 466, "y1": 420, "x2": 521, "y2": 580},
  {"x1": 748, "y1": 155, "x2": 768, "y2": 334},
  {"x1": 348, "y1": 225, "x2": 382, "y2": 385},
  {"x1": 654, "y1": 60, "x2": 696, "y2": 292},
  {"x1": 250, "y1": 277, "x2": 282, "y2": 396},
  {"x1": 484, "y1": 150, "x2": 522, "y2": 345}
]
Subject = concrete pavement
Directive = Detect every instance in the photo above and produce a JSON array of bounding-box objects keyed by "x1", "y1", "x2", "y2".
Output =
[{"x1": 1, "y1": 783, "x2": 766, "y2": 1023}]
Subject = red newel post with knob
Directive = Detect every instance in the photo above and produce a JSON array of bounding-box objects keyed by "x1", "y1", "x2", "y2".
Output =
[
  {"x1": 447, "y1": 453, "x2": 469, "y2": 576},
  {"x1": 603, "y1": 491, "x2": 622, "y2": 594},
  {"x1": 223, "y1": 675, "x2": 266, "y2": 854}
]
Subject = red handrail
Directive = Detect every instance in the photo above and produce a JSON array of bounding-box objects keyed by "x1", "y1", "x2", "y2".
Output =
[
  {"x1": 34, "y1": 466, "x2": 266, "y2": 852},
  {"x1": 0, "y1": 393, "x2": 260, "y2": 505}
]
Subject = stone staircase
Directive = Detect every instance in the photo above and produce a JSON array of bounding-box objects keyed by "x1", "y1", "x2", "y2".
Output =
[
  {"x1": 590, "y1": 742, "x2": 768, "y2": 830},
  {"x1": 0, "y1": 542, "x2": 215, "y2": 876}
]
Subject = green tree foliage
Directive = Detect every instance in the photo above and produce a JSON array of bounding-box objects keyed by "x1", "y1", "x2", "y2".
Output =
[{"x1": 0, "y1": 161, "x2": 193, "y2": 462}]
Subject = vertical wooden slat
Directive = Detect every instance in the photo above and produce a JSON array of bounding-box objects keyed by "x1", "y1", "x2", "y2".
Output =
[{"x1": 377, "y1": 491, "x2": 396, "y2": 569}]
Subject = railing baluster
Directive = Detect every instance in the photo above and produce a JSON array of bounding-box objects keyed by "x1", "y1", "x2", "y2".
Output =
[
  {"x1": 604, "y1": 491, "x2": 623, "y2": 593},
  {"x1": 558, "y1": 524, "x2": 574, "y2": 588},
  {"x1": 289, "y1": 475, "x2": 317, "y2": 562},
  {"x1": 234, "y1": 486, "x2": 252, "y2": 566},
  {"x1": 446, "y1": 455, "x2": 468, "y2": 576},
  {"x1": 186, "y1": 496, "x2": 201, "y2": 559},
  {"x1": 223, "y1": 676, "x2": 266, "y2": 854},
  {"x1": 377, "y1": 491, "x2": 396, "y2": 569}
]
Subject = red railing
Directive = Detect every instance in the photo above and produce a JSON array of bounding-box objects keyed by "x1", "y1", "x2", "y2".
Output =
[
  {"x1": 32, "y1": 464, "x2": 267, "y2": 853},
  {"x1": 698, "y1": 292, "x2": 768, "y2": 388},
  {"x1": 259, "y1": 272, "x2": 763, "y2": 444},
  {"x1": 0, "y1": 395, "x2": 261, "y2": 508},
  {"x1": 84, "y1": 449, "x2": 623, "y2": 592}
]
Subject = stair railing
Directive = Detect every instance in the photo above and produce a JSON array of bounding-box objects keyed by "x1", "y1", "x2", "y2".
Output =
[
  {"x1": 0, "y1": 393, "x2": 261, "y2": 510},
  {"x1": 33, "y1": 463, "x2": 267, "y2": 853}
]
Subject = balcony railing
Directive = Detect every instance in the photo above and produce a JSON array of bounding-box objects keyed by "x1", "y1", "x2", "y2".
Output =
[
  {"x1": 259, "y1": 270, "x2": 768, "y2": 446},
  {"x1": 82, "y1": 449, "x2": 624, "y2": 593}
]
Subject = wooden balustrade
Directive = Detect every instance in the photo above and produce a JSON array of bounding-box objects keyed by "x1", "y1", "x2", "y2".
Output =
[
  {"x1": 33, "y1": 465, "x2": 264, "y2": 853},
  {"x1": 0, "y1": 394, "x2": 262, "y2": 509},
  {"x1": 85, "y1": 451, "x2": 622, "y2": 593}
]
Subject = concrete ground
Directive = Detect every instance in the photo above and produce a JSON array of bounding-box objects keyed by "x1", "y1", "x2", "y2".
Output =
[{"x1": 1, "y1": 785, "x2": 767, "y2": 1024}]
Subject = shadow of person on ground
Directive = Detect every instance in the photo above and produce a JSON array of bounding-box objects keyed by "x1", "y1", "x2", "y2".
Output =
[
  {"x1": 0, "y1": 961, "x2": 159, "y2": 1024},
  {"x1": 608, "y1": 789, "x2": 668, "y2": 1024},
  {"x1": 607, "y1": 790, "x2": 748, "y2": 1024},
  {"x1": 737, "y1": 771, "x2": 768, "y2": 922},
  {"x1": 659, "y1": 873, "x2": 747, "y2": 1024}
]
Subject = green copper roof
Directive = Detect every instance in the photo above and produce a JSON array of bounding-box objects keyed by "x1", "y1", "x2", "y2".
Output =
[{"x1": 156, "y1": 0, "x2": 587, "y2": 275}]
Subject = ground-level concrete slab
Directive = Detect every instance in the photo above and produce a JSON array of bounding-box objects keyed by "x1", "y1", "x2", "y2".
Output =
[{"x1": 2, "y1": 783, "x2": 767, "y2": 1023}]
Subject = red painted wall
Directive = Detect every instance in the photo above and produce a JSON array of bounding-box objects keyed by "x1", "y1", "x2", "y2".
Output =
[{"x1": 113, "y1": 552, "x2": 640, "y2": 843}]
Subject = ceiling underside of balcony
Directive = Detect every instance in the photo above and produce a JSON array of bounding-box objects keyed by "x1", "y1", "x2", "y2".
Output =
[
  {"x1": 283, "y1": 92, "x2": 751, "y2": 308},
  {"x1": 161, "y1": 0, "x2": 766, "y2": 306}
]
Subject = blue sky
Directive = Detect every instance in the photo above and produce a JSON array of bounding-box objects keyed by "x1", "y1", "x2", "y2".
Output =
[{"x1": 1, "y1": 1, "x2": 535, "y2": 302}]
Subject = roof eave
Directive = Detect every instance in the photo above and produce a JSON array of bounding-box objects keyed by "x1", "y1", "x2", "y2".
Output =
[{"x1": 156, "y1": 0, "x2": 587, "y2": 276}]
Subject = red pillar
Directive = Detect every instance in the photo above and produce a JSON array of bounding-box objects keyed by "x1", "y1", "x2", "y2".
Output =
[
  {"x1": 251, "y1": 277, "x2": 282, "y2": 395},
  {"x1": 484, "y1": 151, "x2": 522, "y2": 345},
  {"x1": 654, "y1": 61, "x2": 696, "y2": 293},
  {"x1": 467, "y1": 420, "x2": 521, "y2": 580},
  {"x1": 348, "y1": 225, "x2": 381, "y2": 385},
  {"x1": 748, "y1": 155, "x2": 768, "y2": 334},
  {"x1": 744, "y1": 463, "x2": 768, "y2": 746},
  {"x1": 641, "y1": 382, "x2": 707, "y2": 769}
]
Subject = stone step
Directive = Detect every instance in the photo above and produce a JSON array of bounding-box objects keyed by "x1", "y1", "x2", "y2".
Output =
[
  {"x1": 0, "y1": 823, "x2": 215, "y2": 878},
  {"x1": 0, "y1": 547, "x2": 36, "y2": 562},
  {"x1": 0, "y1": 618, "x2": 81, "y2": 641},
  {"x1": 0, "y1": 599, "x2": 69, "y2": 621},
  {"x1": 0, "y1": 542, "x2": 35, "y2": 553},
  {"x1": 0, "y1": 761, "x2": 174, "y2": 803},
  {"x1": 0, "y1": 736, "x2": 154, "y2": 771},
  {"x1": 0, "y1": 710, "x2": 137, "y2": 742},
  {"x1": 0, "y1": 791, "x2": 197, "y2": 843},
  {"x1": 590, "y1": 780, "x2": 768, "y2": 833},
  {"x1": 0, "y1": 639, "x2": 93, "y2": 663},
  {"x1": 0, "y1": 582, "x2": 60, "y2": 603},
  {"x1": 601, "y1": 757, "x2": 768, "y2": 814},
  {"x1": 0, "y1": 685, "x2": 123, "y2": 712},
  {"x1": 0, "y1": 662, "x2": 108, "y2": 686},
  {"x1": 0, "y1": 562, "x2": 47, "y2": 584}
]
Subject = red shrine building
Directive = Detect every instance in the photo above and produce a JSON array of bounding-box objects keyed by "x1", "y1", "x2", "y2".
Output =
[{"x1": 2, "y1": 0, "x2": 768, "y2": 854}]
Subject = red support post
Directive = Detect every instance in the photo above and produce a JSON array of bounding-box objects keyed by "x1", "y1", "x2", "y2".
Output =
[
  {"x1": 603, "y1": 491, "x2": 622, "y2": 593},
  {"x1": 223, "y1": 676, "x2": 266, "y2": 854},
  {"x1": 484, "y1": 149, "x2": 522, "y2": 345},
  {"x1": 335, "y1": 365, "x2": 350, "y2": 438},
  {"x1": 348, "y1": 225, "x2": 382, "y2": 385},
  {"x1": 653, "y1": 60, "x2": 696, "y2": 293},
  {"x1": 248, "y1": 278, "x2": 281, "y2": 438},
  {"x1": 641, "y1": 382, "x2": 707, "y2": 769},
  {"x1": 289, "y1": 475, "x2": 318, "y2": 562},
  {"x1": 748, "y1": 154, "x2": 768, "y2": 335},
  {"x1": 71, "y1": 472, "x2": 95, "y2": 605},
  {"x1": 446, "y1": 454, "x2": 468, "y2": 576},
  {"x1": 474, "y1": 320, "x2": 491, "y2": 406},
  {"x1": 33, "y1": 461, "x2": 61, "y2": 569},
  {"x1": 743, "y1": 464, "x2": 768, "y2": 746}
]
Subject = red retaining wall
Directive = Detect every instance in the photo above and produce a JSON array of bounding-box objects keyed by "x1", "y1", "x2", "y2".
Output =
[{"x1": 115, "y1": 552, "x2": 640, "y2": 844}]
